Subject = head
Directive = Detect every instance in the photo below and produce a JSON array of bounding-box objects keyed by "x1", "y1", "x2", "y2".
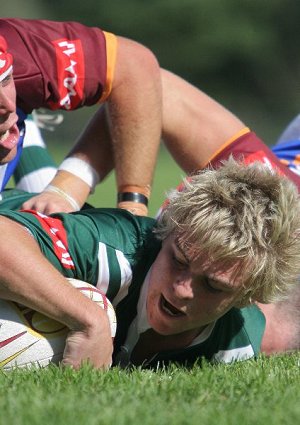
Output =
[
  {"x1": 0, "y1": 35, "x2": 19, "y2": 164},
  {"x1": 146, "y1": 158, "x2": 300, "y2": 337}
]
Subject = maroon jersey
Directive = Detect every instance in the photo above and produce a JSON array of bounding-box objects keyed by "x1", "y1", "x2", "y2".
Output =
[
  {"x1": 159, "y1": 129, "x2": 300, "y2": 213},
  {"x1": 0, "y1": 18, "x2": 117, "y2": 113},
  {"x1": 208, "y1": 130, "x2": 300, "y2": 192}
]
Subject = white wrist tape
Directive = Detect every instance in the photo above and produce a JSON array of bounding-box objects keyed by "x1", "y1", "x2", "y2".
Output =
[
  {"x1": 58, "y1": 157, "x2": 100, "y2": 191},
  {"x1": 45, "y1": 185, "x2": 80, "y2": 211}
]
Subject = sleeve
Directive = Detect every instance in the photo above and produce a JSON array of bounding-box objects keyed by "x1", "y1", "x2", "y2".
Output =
[
  {"x1": 211, "y1": 305, "x2": 266, "y2": 363},
  {"x1": 75, "y1": 209, "x2": 159, "y2": 302},
  {"x1": 208, "y1": 129, "x2": 300, "y2": 192},
  {"x1": 0, "y1": 18, "x2": 117, "y2": 113}
]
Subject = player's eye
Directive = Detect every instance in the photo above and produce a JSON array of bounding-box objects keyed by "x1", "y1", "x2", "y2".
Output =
[
  {"x1": 1, "y1": 74, "x2": 12, "y2": 86},
  {"x1": 203, "y1": 277, "x2": 222, "y2": 294},
  {"x1": 172, "y1": 254, "x2": 188, "y2": 270}
]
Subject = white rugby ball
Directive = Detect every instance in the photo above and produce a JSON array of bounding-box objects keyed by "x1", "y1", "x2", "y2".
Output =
[{"x1": 0, "y1": 278, "x2": 117, "y2": 371}]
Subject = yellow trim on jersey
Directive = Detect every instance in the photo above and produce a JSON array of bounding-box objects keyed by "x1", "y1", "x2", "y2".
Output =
[
  {"x1": 204, "y1": 127, "x2": 251, "y2": 167},
  {"x1": 99, "y1": 31, "x2": 118, "y2": 103}
]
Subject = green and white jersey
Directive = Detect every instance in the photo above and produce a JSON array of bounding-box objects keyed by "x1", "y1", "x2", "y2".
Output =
[
  {"x1": 0, "y1": 192, "x2": 266, "y2": 367},
  {"x1": 13, "y1": 116, "x2": 57, "y2": 193}
]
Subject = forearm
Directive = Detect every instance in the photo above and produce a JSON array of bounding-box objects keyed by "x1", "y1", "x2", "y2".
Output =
[
  {"x1": 66, "y1": 105, "x2": 114, "y2": 183},
  {"x1": 21, "y1": 106, "x2": 114, "y2": 213},
  {"x1": 106, "y1": 36, "x2": 162, "y2": 215},
  {"x1": 0, "y1": 217, "x2": 108, "y2": 335},
  {"x1": 47, "y1": 36, "x2": 163, "y2": 216}
]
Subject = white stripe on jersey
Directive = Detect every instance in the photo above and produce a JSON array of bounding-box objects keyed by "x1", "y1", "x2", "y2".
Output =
[
  {"x1": 96, "y1": 242, "x2": 110, "y2": 294},
  {"x1": 0, "y1": 164, "x2": 8, "y2": 190},
  {"x1": 112, "y1": 250, "x2": 133, "y2": 307},
  {"x1": 213, "y1": 345, "x2": 255, "y2": 363},
  {"x1": 96, "y1": 243, "x2": 133, "y2": 302},
  {"x1": 16, "y1": 167, "x2": 57, "y2": 192}
]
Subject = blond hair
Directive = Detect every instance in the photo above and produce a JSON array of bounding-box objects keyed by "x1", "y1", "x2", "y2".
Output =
[{"x1": 156, "y1": 157, "x2": 300, "y2": 305}]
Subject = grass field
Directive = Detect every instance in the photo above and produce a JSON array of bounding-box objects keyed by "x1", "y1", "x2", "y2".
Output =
[{"x1": 0, "y1": 354, "x2": 299, "y2": 425}]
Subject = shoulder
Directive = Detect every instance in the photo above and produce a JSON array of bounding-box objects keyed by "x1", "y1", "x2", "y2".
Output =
[
  {"x1": 0, "y1": 18, "x2": 112, "y2": 112},
  {"x1": 72, "y1": 207, "x2": 157, "y2": 252},
  {"x1": 208, "y1": 130, "x2": 300, "y2": 191},
  {"x1": 211, "y1": 305, "x2": 266, "y2": 362}
]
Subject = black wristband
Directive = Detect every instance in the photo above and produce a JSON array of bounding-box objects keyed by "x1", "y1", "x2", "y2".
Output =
[{"x1": 117, "y1": 192, "x2": 148, "y2": 206}]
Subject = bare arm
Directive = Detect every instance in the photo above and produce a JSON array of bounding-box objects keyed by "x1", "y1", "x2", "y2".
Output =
[
  {"x1": 22, "y1": 36, "x2": 162, "y2": 216},
  {"x1": 0, "y1": 216, "x2": 112, "y2": 369},
  {"x1": 22, "y1": 105, "x2": 114, "y2": 214},
  {"x1": 23, "y1": 67, "x2": 247, "y2": 214},
  {"x1": 161, "y1": 69, "x2": 246, "y2": 172}
]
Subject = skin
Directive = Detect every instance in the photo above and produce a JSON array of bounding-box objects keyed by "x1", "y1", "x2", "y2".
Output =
[
  {"x1": 21, "y1": 69, "x2": 245, "y2": 214},
  {"x1": 258, "y1": 302, "x2": 298, "y2": 355},
  {"x1": 146, "y1": 235, "x2": 244, "y2": 342},
  {"x1": 21, "y1": 36, "x2": 162, "y2": 215},
  {"x1": 0, "y1": 72, "x2": 19, "y2": 164}
]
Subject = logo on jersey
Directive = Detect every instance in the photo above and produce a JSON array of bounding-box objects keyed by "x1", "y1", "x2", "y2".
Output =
[
  {"x1": 243, "y1": 150, "x2": 283, "y2": 175},
  {"x1": 0, "y1": 35, "x2": 13, "y2": 82},
  {"x1": 50, "y1": 38, "x2": 85, "y2": 110},
  {"x1": 27, "y1": 211, "x2": 75, "y2": 269}
]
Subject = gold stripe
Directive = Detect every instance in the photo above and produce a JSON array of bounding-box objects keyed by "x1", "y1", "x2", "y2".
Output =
[
  {"x1": 98, "y1": 32, "x2": 118, "y2": 103},
  {"x1": 204, "y1": 127, "x2": 251, "y2": 167}
]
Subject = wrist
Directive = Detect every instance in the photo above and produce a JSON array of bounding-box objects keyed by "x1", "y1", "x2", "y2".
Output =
[
  {"x1": 44, "y1": 184, "x2": 80, "y2": 211},
  {"x1": 58, "y1": 157, "x2": 100, "y2": 192},
  {"x1": 117, "y1": 185, "x2": 151, "y2": 216}
]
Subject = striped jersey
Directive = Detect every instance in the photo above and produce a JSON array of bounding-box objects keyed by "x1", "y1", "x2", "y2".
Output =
[{"x1": 0, "y1": 193, "x2": 265, "y2": 367}]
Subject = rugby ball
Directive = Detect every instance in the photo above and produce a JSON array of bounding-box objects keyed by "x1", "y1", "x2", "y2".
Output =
[{"x1": 0, "y1": 278, "x2": 117, "y2": 371}]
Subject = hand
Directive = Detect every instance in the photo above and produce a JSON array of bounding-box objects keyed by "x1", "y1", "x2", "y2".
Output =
[
  {"x1": 62, "y1": 321, "x2": 113, "y2": 370},
  {"x1": 21, "y1": 191, "x2": 79, "y2": 214}
]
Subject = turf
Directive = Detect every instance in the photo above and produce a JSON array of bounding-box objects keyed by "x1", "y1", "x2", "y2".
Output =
[{"x1": 0, "y1": 353, "x2": 299, "y2": 425}]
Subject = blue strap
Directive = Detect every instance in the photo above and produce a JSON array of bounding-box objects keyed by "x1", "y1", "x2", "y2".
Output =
[{"x1": 0, "y1": 108, "x2": 27, "y2": 191}]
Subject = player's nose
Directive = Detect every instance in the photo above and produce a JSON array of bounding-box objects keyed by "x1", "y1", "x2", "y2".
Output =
[{"x1": 173, "y1": 276, "x2": 194, "y2": 299}]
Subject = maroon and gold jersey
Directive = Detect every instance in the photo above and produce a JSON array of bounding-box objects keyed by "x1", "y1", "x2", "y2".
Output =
[
  {"x1": 158, "y1": 128, "x2": 300, "y2": 216},
  {"x1": 207, "y1": 128, "x2": 300, "y2": 191},
  {"x1": 0, "y1": 18, "x2": 117, "y2": 113}
]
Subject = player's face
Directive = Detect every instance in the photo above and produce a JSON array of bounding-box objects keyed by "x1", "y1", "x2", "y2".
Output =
[
  {"x1": 147, "y1": 235, "x2": 245, "y2": 338},
  {"x1": 0, "y1": 72, "x2": 19, "y2": 164}
]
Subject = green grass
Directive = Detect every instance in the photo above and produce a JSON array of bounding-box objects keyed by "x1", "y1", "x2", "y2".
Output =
[{"x1": 0, "y1": 353, "x2": 299, "y2": 425}]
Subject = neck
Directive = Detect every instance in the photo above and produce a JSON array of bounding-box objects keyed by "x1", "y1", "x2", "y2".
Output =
[{"x1": 131, "y1": 327, "x2": 205, "y2": 365}]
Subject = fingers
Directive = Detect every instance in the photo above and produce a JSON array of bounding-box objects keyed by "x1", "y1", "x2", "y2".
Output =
[
  {"x1": 21, "y1": 192, "x2": 77, "y2": 214},
  {"x1": 62, "y1": 329, "x2": 113, "y2": 370}
]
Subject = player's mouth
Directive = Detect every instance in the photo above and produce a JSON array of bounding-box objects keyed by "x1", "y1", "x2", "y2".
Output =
[
  {"x1": 160, "y1": 295, "x2": 186, "y2": 317},
  {"x1": 0, "y1": 123, "x2": 19, "y2": 150}
]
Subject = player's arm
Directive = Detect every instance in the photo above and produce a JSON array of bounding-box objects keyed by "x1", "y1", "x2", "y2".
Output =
[
  {"x1": 20, "y1": 28, "x2": 162, "y2": 216},
  {"x1": 0, "y1": 216, "x2": 113, "y2": 369},
  {"x1": 161, "y1": 69, "x2": 247, "y2": 172},
  {"x1": 21, "y1": 105, "x2": 114, "y2": 214}
]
